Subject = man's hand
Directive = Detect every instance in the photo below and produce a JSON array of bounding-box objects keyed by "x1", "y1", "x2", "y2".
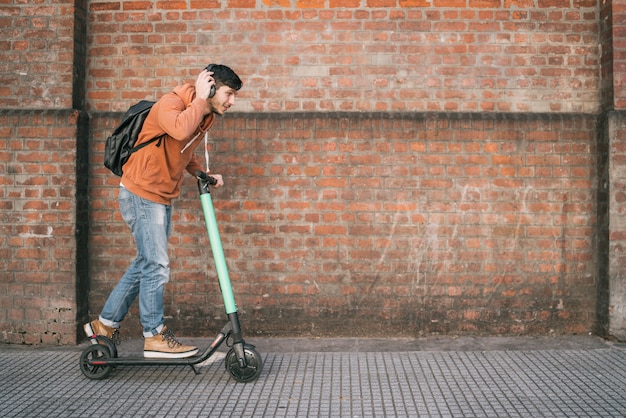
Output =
[
  {"x1": 207, "y1": 172, "x2": 224, "y2": 188},
  {"x1": 195, "y1": 69, "x2": 215, "y2": 101}
]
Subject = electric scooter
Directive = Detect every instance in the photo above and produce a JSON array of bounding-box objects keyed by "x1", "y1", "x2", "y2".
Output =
[{"x1": 79, "y1": 171, "x2": 263, "y2": 382}]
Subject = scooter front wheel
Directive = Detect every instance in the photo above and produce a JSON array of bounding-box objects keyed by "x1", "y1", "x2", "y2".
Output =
[
  {"x1": 94, "y1": 335, "x2": 117, "y2": 358},
  {"x1": 79, "y1": 344, "x2": 113, "y2": 380},
  {"x1": 225, "y1": 344, "x2": 263, "y2": 382}
]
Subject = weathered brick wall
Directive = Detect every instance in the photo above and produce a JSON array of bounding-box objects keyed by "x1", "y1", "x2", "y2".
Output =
[
  {"x1": 0, "y1": 1, "x2": 77, "y2": 109},
  {"x1": 89, "y1": 112, "x2": 598, "y2": 338},
  {"x1": 82, "y1": 1, "x2": 603, "y2": 338},
  {"x1": 0, "y1": 109, "x2": 83, "y2": 344},
  {"x1": 0, "y1": 0, "x2": 88, "y2": 344},
  {"x1": 85, "y1": 1, "x2": 600, "y2": 114},
  {"x1": 2, "y1": 0, "x2": 621, "y2": 343}
]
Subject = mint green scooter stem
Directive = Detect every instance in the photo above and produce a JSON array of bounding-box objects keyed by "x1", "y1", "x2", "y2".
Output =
[
  {"x1": 196, "y1": 171, "x2": 249, "y2": 369},
  {"x1": 197, "y1": 173, "x2": 237, "y2": 314}
]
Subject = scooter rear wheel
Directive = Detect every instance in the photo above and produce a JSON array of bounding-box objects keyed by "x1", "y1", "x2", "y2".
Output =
[
  {"x1": 225, "y1": 344, "x2": 263, "y2": 382},
  {"x1": 79, "y1": 344, "x2": 113, "y2": 380}
]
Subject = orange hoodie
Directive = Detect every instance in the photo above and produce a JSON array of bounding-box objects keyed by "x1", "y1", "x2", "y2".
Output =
[{"x1": 121, "y1": 83, "x2": 215, "y2": 205}]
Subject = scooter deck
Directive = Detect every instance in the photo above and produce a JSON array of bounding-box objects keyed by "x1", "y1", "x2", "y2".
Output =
[
  {"x1": 87, "y1": 340, "x2": 225, "y2": 376},
  {"x1": 98, "y1": 349, "x2": 217, "y2": 366}
]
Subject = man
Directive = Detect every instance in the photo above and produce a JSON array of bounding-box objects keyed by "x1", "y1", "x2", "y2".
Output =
[{"x1": 85, "y1": 64, "x2": 243, "y2": 358}]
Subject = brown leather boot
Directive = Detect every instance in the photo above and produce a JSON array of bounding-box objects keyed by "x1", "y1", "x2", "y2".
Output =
[
  {"x1": 84, "y1": 319, "x2": 116, "y2": 339},
  {"x1": 144, "y1": 326, "x2": 198, "y2": 359}
]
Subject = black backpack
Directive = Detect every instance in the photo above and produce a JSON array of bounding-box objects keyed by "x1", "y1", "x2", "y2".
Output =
[{"x1": 104, "y1": 100, "x2": 163, "y2": 176}]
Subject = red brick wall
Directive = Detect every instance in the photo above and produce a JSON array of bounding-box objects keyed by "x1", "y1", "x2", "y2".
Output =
[
  {"x1": 612, "y1": 0, "x2": 626, "y2": 109},
  {"x1": 89, "y1": 112, "x2": 598, "y2": 338},
  {"x1": 85, "y1": 1, "x2": 600, "y2": 113},
  {"x1": 0, "y1": 0, "x2": 89, "y2": 344},
  {"x1": 1, "y1": 0, "x2": 616, "y2": 343},
  {"x1": 82, "y1": 1, "x2": 603, "y2": 338},
  {"x1": 0, "y1": 1, "x2": 77, "y2": 109},
  {"x1": 0, "y1": 109, "x2": 82, "y2": 344}
]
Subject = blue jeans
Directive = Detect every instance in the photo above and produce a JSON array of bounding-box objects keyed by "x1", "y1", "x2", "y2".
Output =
[{"x1": 100, "y1": 186, "x2": 172, "y2": 337}]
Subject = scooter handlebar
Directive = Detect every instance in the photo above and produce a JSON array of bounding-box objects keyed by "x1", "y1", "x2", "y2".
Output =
[{"x1": 195, "y1": 170, "x2": 218, "y2": 186}]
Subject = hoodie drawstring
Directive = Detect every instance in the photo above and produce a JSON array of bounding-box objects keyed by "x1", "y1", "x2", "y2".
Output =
[
  {"x1": 180, "y1": 131, "x2": 202, "y2": 154},
  {"x1": 204, "y1": 131, "x2": 209, "y2": 172},
  {"x1": 179, "y1": 130, "x2": 210, "y2": 172}
]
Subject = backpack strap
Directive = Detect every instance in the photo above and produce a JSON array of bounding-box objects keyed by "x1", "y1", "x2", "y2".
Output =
[{"x1": 129, "y1": 135, "x2": 163, "y2": 155}]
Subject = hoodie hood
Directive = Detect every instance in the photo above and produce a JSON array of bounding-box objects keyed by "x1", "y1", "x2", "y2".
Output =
[{"x1": 172, "y1": 83, "x2": 214, "y2": 133}]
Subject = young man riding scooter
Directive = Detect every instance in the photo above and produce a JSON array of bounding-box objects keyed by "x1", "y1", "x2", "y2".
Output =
[{"x1": 85, "y1": 64, "x2": 243, "y2": 358}]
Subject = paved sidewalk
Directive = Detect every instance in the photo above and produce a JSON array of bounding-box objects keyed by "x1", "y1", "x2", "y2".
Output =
[{"x1": 0, "y1": 336, "x2": 625, "y2": 417}]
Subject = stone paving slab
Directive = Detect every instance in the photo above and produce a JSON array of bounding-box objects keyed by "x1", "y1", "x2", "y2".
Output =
[{"x1": 0, "y1": 337, "x2": 624, "y2": 417}]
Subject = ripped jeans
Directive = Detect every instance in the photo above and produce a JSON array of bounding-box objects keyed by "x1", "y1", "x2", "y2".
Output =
[{"x1": 99, "y1": 186, "x2": 172, "y2": 338}]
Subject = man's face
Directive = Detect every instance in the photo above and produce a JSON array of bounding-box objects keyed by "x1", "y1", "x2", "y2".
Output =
[{"x1": 209, "y1": 85, "x2": 237, "y2": 115}]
